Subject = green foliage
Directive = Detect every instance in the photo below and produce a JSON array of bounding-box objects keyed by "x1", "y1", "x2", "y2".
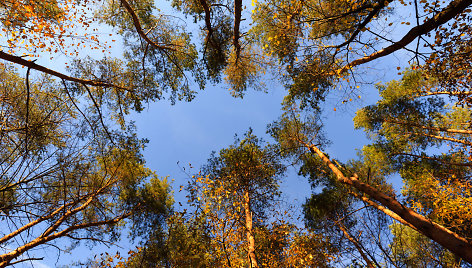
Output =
[
  {"x1": 96, "y1": 0, "x2": 204, "y2": 104},
  {"x1": 352, "y1": 69, "x2": 472, "y2": 262},
  {"x1": 203, "y1": 129, "x2": 285, "y2": 214},
  {"x1": 224, "y1": 47, "x2": 267, "y2": 98},
  {"x1": 115, "y1": 213, "x2": 214, "y2": 267},
  {"x1": 0, "y1": 64, "x2": 172, "y2": 265},
  {"x1": 390, "y1": 223, "x2": 459, "y2": 267},
  {"x1": 251, "y1": 0, "x2": 394, "y2": 108},
  {"x1": 268, "y1": 108, "x2": 326, "y2": 159}
]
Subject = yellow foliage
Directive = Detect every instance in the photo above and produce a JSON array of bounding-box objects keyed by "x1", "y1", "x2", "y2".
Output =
[{"x1": 1, "y1": 0, "x2": 108, "y2": 57}]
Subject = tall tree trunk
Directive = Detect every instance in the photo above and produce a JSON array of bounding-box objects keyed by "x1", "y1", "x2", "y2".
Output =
[
  {"x1": 305, "y1": 143, "x2": 472, "y2": 264},
  {"x1": 244, "y1": 191, "x2": 258, "y2": 268}
]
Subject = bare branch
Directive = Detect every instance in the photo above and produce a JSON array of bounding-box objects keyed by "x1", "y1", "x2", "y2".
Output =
[
  {"x1": 336, "y1": 0, "x2": 394, "y2": 49},
  {"x1": 8, "y1": 257, "x2": 43, "y2": 266},
  {"x1": 0, "y1": 212, "x2": 131, "y2": 267},
  {"x1": 335, "y1": 219, "x2": 376, "y2": 268},
  {"x1": 385, "y1": 119, "x2": 472, "y2": 135},
  {"x1": 392, "y1": 152, "x2": 472, "y2": 167},
  {"x1": 0, "y1": 51, "x2": 123, "y2": 89}
]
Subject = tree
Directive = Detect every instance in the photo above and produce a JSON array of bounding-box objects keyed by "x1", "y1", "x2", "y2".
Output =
[
  {"x1": 1, "y1": 0, "x2": 203, "y2": 105},
  {"x1": 0, "y1": 64, "x2": 172, "y2": 266},
  {"x1": 389, "y1": 223, "x2": 460, "y2": 267},
  {"x1": 170, "y1": 0, "x2": 269, "y2": 96},
  {"x1": 269, "y1": 98, "x2": 472, "y2": 264},
  {"x1": 255, "y1": 0, "x2": 472, "y2": 263},
  {"x1": 195, "y1": 131, "x2": 285, "y2": 267},
  {"x1": 251, "y1": 0, "x2": 472, "y2": 108},
  {"x1": 354, "y1": 69, "x2": 472, "y2": 236}
]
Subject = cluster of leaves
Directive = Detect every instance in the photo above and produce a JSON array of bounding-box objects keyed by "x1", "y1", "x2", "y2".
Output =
[{"x1": 0, "y1": 0, "x2": 113, "y2": 56}]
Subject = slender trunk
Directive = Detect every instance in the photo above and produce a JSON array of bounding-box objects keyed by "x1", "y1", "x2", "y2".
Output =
[
  {"x1": 351, "y1": 192, "x2": 418, "y2": 231},
  {"x1": 306, "y1": 143, "x2": 472, "y2": 264},
  {"x1": 233, "y1": 0, "x2": 242, "y2": 63},
  {"x1": 335, "y1": 220, "x2": 376, "y2": 268},
  {"x1": 244, "y1": 191, "x2": 258, "y2": 268},
  {"x1": 197, "y1": 0, "x2": 213, "y2": 39}
]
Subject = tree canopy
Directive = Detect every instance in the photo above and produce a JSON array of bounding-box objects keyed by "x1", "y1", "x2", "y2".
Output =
[{"x1": 1, "y1": 0, "x2": 472, "y2": 266}]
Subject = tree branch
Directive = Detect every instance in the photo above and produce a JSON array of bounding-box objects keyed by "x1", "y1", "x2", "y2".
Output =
[
  {"x1": 335, "y1": 219, "x2": 376, "y2": 268},
  {"x1": 0, "y1": 51, "x2": 123, "y2": 89},
  {"x1": 393, "y1": 152, "x2": 472, "y2": 167},
  {"x1": 198, "y1": 0, "x2": 214, "y2": 40},
  {"x1": 339, "y1": 0, "x2": 472, "y2": 73},
  {"x1": 119, "y1": 0, "x2": 177, "y2": 51},
  {"x1": 8, "y1": 257, "x2": 44, "y2": 266},
  {"x1": 422, "y1": 132, "x2": 472, "y2": 146},
  {"x1": 351, "y1": 191, "x2": 418, "y2": 231},
  {"x1": 336, "y1": 0, "x2": 394, "y2": 49},
  {"x1": 0, "y1": 212, "x2": 131, "y2": 267},
  {"x1": 385, "y1": 119, "x2": 472, "y2": 135}
]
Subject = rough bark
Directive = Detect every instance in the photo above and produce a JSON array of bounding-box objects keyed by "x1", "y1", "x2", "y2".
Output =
[{"x1": 233, "y1": 0, "x2": 243, "y2": 62}]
